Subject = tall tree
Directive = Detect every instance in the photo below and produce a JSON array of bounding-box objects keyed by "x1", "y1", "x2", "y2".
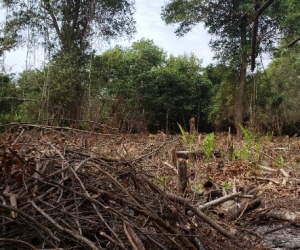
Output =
[
  {"x1": 1, "y1": 0, "x2": 136, "y2": 54},
  {"x1": 205, "y1": 64, "x2": 238, "y2": 131},
  {"x1": 253, "y1": 43, "x2": 300, "y2": 135},
  {"x1": 161, "y1": 0, "x2": 281, "y2": 138},
  {"x1": 1, "y1": 0, "x2": 136, "y2": 121}
]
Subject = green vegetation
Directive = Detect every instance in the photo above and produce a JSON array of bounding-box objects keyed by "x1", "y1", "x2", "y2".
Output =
[
  {"x1": 190, "y1": 182, "x2": 203, "y2": 192},
  {"x1": 232, "y1": 125, "x2": 262, "y2": 161},
  {"x1": 178, "y1": 123, "x2": 197, "y2": 151},
  {"x1": 274, "y1": 156, "x2": 285, "y2": 168},
  {"x1": 221, "y1": 181, "x2": 232, "y2": 191},
  {"x1": 1, "y1": 1, "x2": 300, "y2": 137},
  {"x1": 1, "y1": 0, "x2": 136, "y2": 122},
  {"x1": 0, "y1": 74, "x2": 18, "y2": 125},
  {"x1": 202, "y1": 133, "x2": 214, "y2": 161},
  {"x1": 161, "y1": 0, "x2": 300, "y2": 138}
]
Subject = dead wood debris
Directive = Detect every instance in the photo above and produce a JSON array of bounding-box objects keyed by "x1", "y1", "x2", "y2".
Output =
[{"x1": 0, "y1": 125, "x2": 300, "y2": 249}]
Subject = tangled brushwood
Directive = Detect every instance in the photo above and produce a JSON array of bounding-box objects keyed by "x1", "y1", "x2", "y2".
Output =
[
  {"x1": 0, "y1": 124, "x2": 271, "y2": 250},
  {"x1": 0, "y1": 126, "x2": 234, "y2": 249}
]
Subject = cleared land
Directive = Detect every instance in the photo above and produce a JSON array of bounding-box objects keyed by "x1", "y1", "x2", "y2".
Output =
[{"x1": 0, "y1": 124, "x2": 300, "y2": 249}]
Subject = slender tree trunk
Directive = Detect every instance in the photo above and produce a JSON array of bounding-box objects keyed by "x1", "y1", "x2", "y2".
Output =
[
  {"x1": 166, "y1": 109, "x2": 169, "y2": 133},
  {"x1": 65, "y1": 49, "x2": 86, "y2": 124},
  {"x1": 236, "y1": 58, "x2": 247, "y2": 139},
  {"x1": 197, "y1": 97, "x2": 201, "y2": 131},
  {"x1": 235, "y1": 16, "x2": 248, "y2": 140}
]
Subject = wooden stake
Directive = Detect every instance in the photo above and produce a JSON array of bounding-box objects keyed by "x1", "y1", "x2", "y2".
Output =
[{"x1": 177, "y1": 158, "x2": 187, "y2": 195}]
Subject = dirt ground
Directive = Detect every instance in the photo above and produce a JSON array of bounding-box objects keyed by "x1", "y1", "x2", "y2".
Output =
[{"x1": 0, "y1": 124, "x2": 300, "y2": 249}]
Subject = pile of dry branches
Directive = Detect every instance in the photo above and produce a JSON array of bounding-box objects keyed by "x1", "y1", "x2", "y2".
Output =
[{"x1": 0, "y1": 124, "x2": 261, "y2": 250}]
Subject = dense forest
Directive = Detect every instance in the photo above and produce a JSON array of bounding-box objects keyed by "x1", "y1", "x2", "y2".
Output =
[{"x1": 1, "y1": 0, "x2": 300, "y2": 137}]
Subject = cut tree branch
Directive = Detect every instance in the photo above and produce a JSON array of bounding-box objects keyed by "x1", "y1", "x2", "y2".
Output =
[
  {"x1": 0, "y1": 238, "x2": 38, "y2": 250},
  {"x1": 0, "y1": 203, "x2": 60, "y2": 245},
  {"x1": 165, "y1": 192, "x2": 235, "y2": 240},
  {"x1": 30, "y1": 200, "x2": 99, "y2": 250}
]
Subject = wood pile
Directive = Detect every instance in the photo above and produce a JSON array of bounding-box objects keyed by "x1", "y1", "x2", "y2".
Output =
[{"x1": 0, "y1": 124, "x2": 290, "y2": 250}]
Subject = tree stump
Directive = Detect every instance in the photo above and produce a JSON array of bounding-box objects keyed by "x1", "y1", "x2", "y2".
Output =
[
  {"x1": 177, "y1": 158, "x2": 188, "y2": 195},
  {"x1": 190, "y1": 117, "x2": 196, "y2": 134},
  {"x1": 168, "y1": 148, "x2": 176, "y2": 167}
]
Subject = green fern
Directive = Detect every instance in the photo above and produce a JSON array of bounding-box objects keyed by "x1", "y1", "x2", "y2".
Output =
[
  {"x1": 178, "y1": 123, "x2": 188, "y2": 148},
  {"x1": 177, "y1": 123, "x2": 197, "y2": 151},
  {"x1": 201, "y1": 133, "x2": 214, "y2": 161}
]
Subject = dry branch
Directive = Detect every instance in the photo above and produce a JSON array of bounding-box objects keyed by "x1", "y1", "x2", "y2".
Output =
[
  {"x1": 123, "y1": 222, "x2": 145, "y2": 250},
  {"x1": 0, "y1": 238, "x2": 38, "y2": 250},
  {"x1": 0, "y1": 126, "x2": 265, "y2": 249},
  {"x1": 225, "y1": 198, "x2": 262, "y2": 221},
  {"x1": 0, "y1": 203, "x2": 60, "y2": 245},
  {"x1": 198, "y1": 192, "x2": 243, "y2": 211},
  {"x1": 266, "y1": 208, "x2": 300, "y2": 222},
  {"x1": 30, "y1": 200, "x2": 99, "y2": 250},
  {"x1": 165, "y1": 192, "x2": 235, "y2": 240}
]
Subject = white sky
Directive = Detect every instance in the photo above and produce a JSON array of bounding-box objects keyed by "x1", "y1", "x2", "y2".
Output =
[
  {"x1": 1, "y1": 0, "x2": 215, "y2": 74},
  {"x1": 110, "y1": 0, "x2": 214, "y2": 63}
]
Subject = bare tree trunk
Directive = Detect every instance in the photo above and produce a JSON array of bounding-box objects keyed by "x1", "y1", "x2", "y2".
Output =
[
  {"x1": 235, "y1": 17, "x2": 248, "y2": 140},
  {"x1": 166, "y1": 109, "x2": 169, "y2": 134},
  {"x1": 236, "y1": 61, "x2": 246, "y2": 139},
  {"x1": 197, "y1": 98, "x2": 201, "y2": 131}
]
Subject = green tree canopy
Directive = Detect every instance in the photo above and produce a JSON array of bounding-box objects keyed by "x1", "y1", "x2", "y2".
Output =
[
  {"x1": 1, "y1": 0, "x2": 136, "y2": 54},
  {"x1": 161, "y1": 0, "x2": 283, "y2": 138},
  {"x1": 92, "y1": 39, "x2": 212, "y2": 133},
  {"x1": 276, "y1": 0, "x2": 300, "y2": 47}
]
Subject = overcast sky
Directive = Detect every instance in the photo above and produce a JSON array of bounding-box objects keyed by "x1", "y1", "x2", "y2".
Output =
[
  {"x1": 111, "y1": 0, "x2": 214, "y2": 63},
  {"x1": 2, "y1": 0, "x2": 215, "y2": 73}
]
